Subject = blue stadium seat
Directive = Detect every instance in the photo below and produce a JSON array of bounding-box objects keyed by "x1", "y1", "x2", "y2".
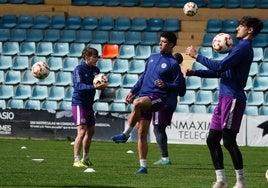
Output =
[
  {"x1": 120, "y1": 0, "x2": 138, "y2": 6},
  {"x1": 64, "y1": 87, "x2": 73, "y2": 101},
  {"x1": 224, "y1": 0, "x2": 240, "y2": 8},
  {"x1": 252, "y1": 34, "x2": 268, "y2": 48},
  {"x1": 9, "y1": 0, "x2": 25, "y2": 3},
  {"x1": 47, "y1": 86, "x2": 65, "y2": 101},
  {"x1": 104, "y1": 0, "x2": 120, "y2": 6},
  {"x1": 114, "y1": 88, "x2": 129, "y2": 103},
  {"x1": 259, "y1": 106, "x2": 268, "y2": 115},
  {"x1": 110, "y1": 102, "x2": 127, "y2": 112},
  {"x1": 195, "y1": 90, "x2": 213, "y2": 105},
  {"x1": 252, "y1": 76, "x2": 268, "y2": 91},
  {"x1": 0, "y1": 28, "x2": 10, "y2": 42},
  {"x1": 4, "y1": 70, "x2": 21, "y2": 85},
  {"x1": 248, "y1": 62, "x2": 258, "y2": 76},
  {"x1": 147, "y1": 18, "x2": 163, "y2": 32},
  {"x1": 88, "y1": 0, "x2": 104, "y2": 6},
  {"x1": 125, "y1": 31, "x2": 141, "y2": 45},
  {"x1": 263, "y1": 47, "x2": 268, "y2": 61},
  {"x1": 109, "y1": 31, "x2": 125, "y2": 44},
  {"x1": 151, "y1": 45, "x2": 160, "y2": 53},
  {"x1": 50, "y1": 15, "x2": 66, "y2": 29},
  {"x1": 97, "y1": 58, "x2": 113, "y2": 73},
  {"x1": 261, "y1": 20, "x2": 268, "y2": 33},
  {"x1": 112, "y1": 59, "x2": 128, "y2": 73},
  {"x1": 35, "y1": 42, "x2": 53, "y2": 56},
  {"x1": 72, "y1": 0, "x2": 88, "y2": 5},
  {"x1": 0, "y1": 85, "x2": 14, "y2": 99},
  {"x1": 94, "y1": 90, "x2": 100, "y2": 101},
  {"x1": 12, "y1": 56, "x2": 29, "y2": 70},
  {"x1": 212, "y1": 90, "x2": 219, "y2": 104},
  {"x1": 0, "y1": 99, "x2": 6, "y2": 109},
  {"x1": 93, "y1": 102, "x2": 109, "y2": 112},
  {"x1": 31, "y1": 85, "x2": 48, "y2": 100},
  {"x1": 257, "y1": 0, "x2": 268, "y2": 8},
  {"x1": 212, "y1": 51, "x2": 228, "y2": 61},
  {"x1": 264, "y1": 92, "x2": 268, "y2": 105},
  {"x1": 244, "y1": 77, "x2": 253, "y2": 91},
  {"x1": 91, "y1": 31, "x2": 109, "y2": 44},
  {"x1": 155, "y1": 0, "x2": 171, "y2": 7},
  {"x1": 197, "y1": 47, "x2": 213, "y2": 59},
  {"x1": 222, "y1": 19, "x2": 239, "y2": 33},
  {"x1": 0, "y1": 42, "x2": 2, "y2": 54},
  {"x1": 175, "y1": 104, "x2": 189, "y2": 113},
  {"x1": 68, "y1": 43, "x2": 85, "y2": 57},
  {"x1": 87, "y1": 43, "x2": 102, "y2": 56},
  {"x1": 201, "y1": 78, "x2": 218, "y2": 90},
  {"x1": 19, "y1": 41, "x2": 36, "y2": 56},
  {"x1": 0, "y1": 0, "x2": 8, "y2": 3},
  {"x1": 114, "y1": 17, "x2": 131, "y2": 31},
  {"x1": 16, "y1": 14, "x2": 33, "y2": 29},
  {"x1": 247, "y1": 91, "x2": 264, "y2": 106},
  {"x1": 186, "y1": 77, "x2": 201, "y2": 90},
  {"x1": 25, "y1": 100, "x2": 41, "y2": 110},
  {"x1": 202, "y1": 33, "x2": 217, "y2": 47},
  {"x1": 207, "y1": 0, "x2": 224, "y2": 8},
  {"x1": 2, "y1": 42, "x2": 19, "y2": 55},
  {"x1": 134, "y1": 45, "x2": 151, "y2": 59},
  {"x1": 65, "y1": 16, "x2": 82, "y2": 30},
  {"x1": 21, "y1": 70, "x2": 39, "y2": 85},
  {"x1": 75, "y1": 30, "x2": 92, "y2": 43},
  {"x1": 52, "y1": 42, "x2": 69, "y2": 56},
  {"x1": 130, "y1": 17, "x2": 147, "y2": 31},
  {"x1": 33, "y1": 15, "x2": 49, "y2": 29},
  {"x1": 62, "y1": 57, "x2": 79, "y2": 72},
  {"x1": 30, "y1": 56, "x2": 46, "y2": 67},
  {"x1": 10, "y1": 28, "x2": 26, "y2": 42},
  {"x1": 207, "y1": 105, "x2": 216, "y2": 114},
  {"x1": 171, "y1": 0, "x2": 187, "y2": 7},
  {"x1": 162, "y1": 18, "x2": 180, "y2": 32},
  {"x1": 43, "y1": 29, "x2": 60, "y2": 42},
  {"x1": 121, "y1": 74, "x2": 139, "y2": 88},
  {"x1": 97, "y1": 16, "x2": 114, "y2": 30},
  {"x1": 38, "y1": 72, "x2": 55, "y2": 86},
  {"x1": 118, "y1": 44, "x2": 135, "y2": 59},
  {"x1": 7, "y1": 99, "x2": 24, "y2": 109},
  {"x1": 13, "y1": 85, "x2": 31, "y2": 99},
  {"x1": 253, "y1": 47, "x2": 264, "y2": 62},
  {"x1": 244, "y1": 106, "x2": 258, "y2": 116},
  {"x1": 58, "y1": 101, "x2": 72, "y2": 111},
  {"x1": 140, "y1": 0, "x2": 155, "y2": 7},
  {"x1": 41, "y1": 100, "x2": 58, "y2": 111},
  {"x1": 1, "y1": 14, "x2": 17, "y2": 28},
  {"x1": 206, "y1": 19, "x2": 222, "y2": 33},
  {"x1": 25, "y1": 0, "x2": 44, "y2": 4},
  {"x1": 47, "y1": 57, "x2": 63, "y2": 71},
  {"x1": 128, "y1": 59, "x2": 145, "y2": 74},
  {"x1": 82, "y1": 16, "x2": 98, "y2": 30},
  {"x1": 140, "y1": 31, "x2": 159, "y2": 45},
  {"x1": 55, "y1": 72, "x2": 72, "y2": 86},
  {"x1": 0, "y1": 71, "x2": 4, "y2": 84},
  {"x1": 59, "y1": 29, "x2": 76, "y2": 43},
  {"x1": 240, "y1": 0, "x2": 256, "y2": 8},
  {"x1": 190, "y1": 105, "x2": 207, "y2": 114},
  {"x1": 107, "y1": 73, "x2": 122, "y2": 87},
  {"x1": 98, "y1": 88, "x2": 116, "y2": 102},
  {"x1": 26, "y1": 29, "x2": 43, "y2": 42},
  {"x1": 0, "y1": 55, "x2": 13, "y2": 70}
]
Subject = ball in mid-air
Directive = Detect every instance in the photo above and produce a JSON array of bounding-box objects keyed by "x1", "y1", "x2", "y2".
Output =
[
  {"x1": 31, "y1": 61, "x2": 50, "y2": 79},
  {"x1": 183, "y1": 2, "x2": 198, "y2": 17},
  {"x1": 212, "y1": 33, "x2": 234, "y2": 53},
  {"x1": 93, "y1": 73, "x2": 108, "y2": 87}
]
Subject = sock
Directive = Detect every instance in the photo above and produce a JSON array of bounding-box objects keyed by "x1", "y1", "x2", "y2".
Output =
[
  {"x1": 123, "y1": 126, "x2": 133, "y2": 137},
  {"x1": 215, "y1": 169, "x2": 227, "y2": 183},
  {"x1": 140, "y1": 159, "x2": 147, "y2": 168},
  {"x1": 235, "y1": 169, "x2": 245, "y2": 184},
  {"x1": 162, "y1": 157, "x2": 170, "y2": 161},
  {"x1": 74, "y1": 155, "x2": 80, "y2": 163},
  {"x1": 83, "y1": 152, "x2": 89, "y2": 160}
]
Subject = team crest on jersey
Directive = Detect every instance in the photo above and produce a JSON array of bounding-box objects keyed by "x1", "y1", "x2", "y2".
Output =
[{"x1": 161, "y1": 63, "x2": 167, "y2": 69}]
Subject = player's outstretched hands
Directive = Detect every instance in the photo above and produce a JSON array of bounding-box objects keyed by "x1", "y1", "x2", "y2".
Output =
[
  {"x1": 186, "y1": 45, "x2": 198, "y2": 59},
  {"x1": 185, "y1": 69, "x2": 195, "y2": 77},
  {"x1": 94, "y1": 82, "x2": 107, "y2": 90},
  {"x1": 125, "y1": 93, "x2": 135, "y2": 104}
]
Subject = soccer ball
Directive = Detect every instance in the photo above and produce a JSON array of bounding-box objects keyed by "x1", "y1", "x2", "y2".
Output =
[
  {"x1": 31, "y1": 61, "x2": 50, "y2": 79},
  {"x1": 266, "y1": 169, "x2": 268, "y2": 181},
  {"x1": 183, "y1": 2, "x2": 198, "y2": 17},
  {"x1": 93, "y1": 73, "x2": 108, "y2": 87},
  {"x1": 212, "y1": 33, "x2": 234, "y2": 53}
]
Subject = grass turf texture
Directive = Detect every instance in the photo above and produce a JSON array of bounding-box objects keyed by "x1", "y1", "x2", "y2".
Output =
[{"x1": 0, "y1": 139, "x2": 267, "y2": 188}]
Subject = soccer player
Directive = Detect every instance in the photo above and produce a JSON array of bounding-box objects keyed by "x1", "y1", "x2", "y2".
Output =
[
  {"x1": 72, "y1": 47, "x2": 107, "y2": 167},
  {"x1": 112, "y1": 32, "x2": 181, "y2": 174},
  {"x1": 153, "y1": 53, "x2": 186, "y2": 165},
  {"x1": 185, "y1": 16, "x2": 263, "y2": 188}
]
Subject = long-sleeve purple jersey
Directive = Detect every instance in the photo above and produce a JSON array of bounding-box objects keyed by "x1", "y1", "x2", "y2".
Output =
[
  {"x1": 194, "y1": 39, "x2": 253, "y2": 101},
  {"x1": 130, "y1": 52, "x2": 181, "y2": 102},
  {"x1": 72, "y1": 61, "x2": 100, "y2": 107}
]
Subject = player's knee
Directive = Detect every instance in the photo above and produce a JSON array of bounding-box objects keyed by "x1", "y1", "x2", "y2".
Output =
[{"x1": 223, "y1": 138, "x2": 237, "y2": 151}]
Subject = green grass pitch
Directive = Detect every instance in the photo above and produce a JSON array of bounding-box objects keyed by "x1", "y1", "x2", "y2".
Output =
[{"x1": 0, "y1": 138, "x2": 267, "y2": 188}]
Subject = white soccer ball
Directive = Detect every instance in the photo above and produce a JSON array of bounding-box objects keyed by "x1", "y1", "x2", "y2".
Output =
[
  {"x1": 183, "y1": 2, "x2": 198, "y2": 17},
  {"x1": 31, "y1": 61, "x2": 50, "y2": 79},
  {"x1": 93, "y1": 73, "x2": 108, "y2": 87},
  {"x1": 212, "y1": 33, "x2": 234, "y2": 53}
]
